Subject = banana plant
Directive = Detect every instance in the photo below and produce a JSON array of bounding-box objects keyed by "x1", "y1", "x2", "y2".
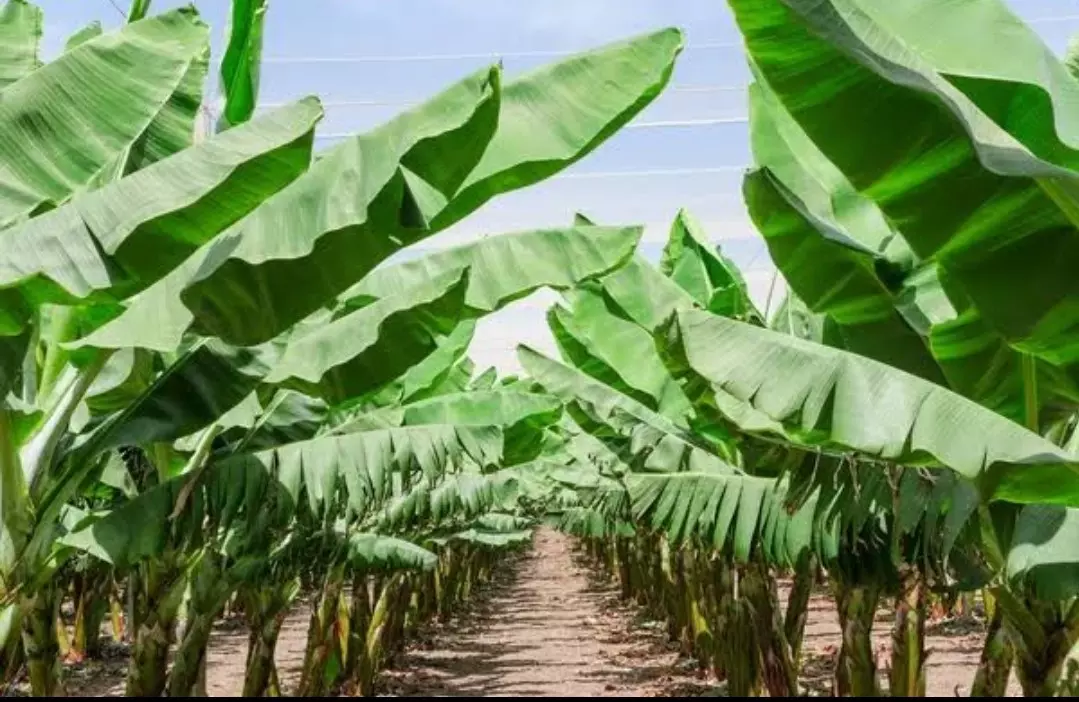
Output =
[
  {"x1": 0, "y1": 1, "x2": 687, "y2": 694},
  {"x1": 726, "y1": 0, "x2": 1079, "y2": 693}
]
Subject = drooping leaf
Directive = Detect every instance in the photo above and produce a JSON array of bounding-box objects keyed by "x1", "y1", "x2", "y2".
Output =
[
  {"x1": 598, "y1": 256, "x2": 697, "y2": 332},
  {"x1": 746, "y1": 74, "x2": 1078, "y2": 425},
  {"x1": 674, "y1": 308, "x2": 1079, "y2": 507},
  {"x1": 1, "y1": 98, "x2": 321, "y2": 337},
  {"x1": 550, "y1": 288, "x2": 693, "y2": 421},
  {"x1": 0, "y1": 8, "x2": 208, "y2": 227},
  {"x1": 519, "y1": 345, "x2": 737, "y2": 474},
  {"x1": 71, "y1": 65, "x2": 502, "y2": 351},
  {"x1": 343, "y1": 225, "x2": 643, "y2": 313},
  {"x1": 430, "y1": 28, "x2": 684, "y2": 230},
  {"x1": 364, "y1": 321, "x2": 477, "y2": 407},
  {"x1": 59, "y1": 424, "x2": 504, "y2": 565},
  {"x1": 264, "y1": 268, "x2": 471, "y2": 404},
  {"x1": 628, "y1": 471, "x2": 822, "y2": 566},
  {"x1": 729, "y1": 0, "x2": 1079, "y2": 369},
  {"x1": 346, "y1": 533, "x2": 436, "y2": 572}
]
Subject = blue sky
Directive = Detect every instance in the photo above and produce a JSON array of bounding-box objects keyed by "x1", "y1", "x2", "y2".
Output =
[{"x1": 35, "y1": 0, "x2": 1079, "y2": 373}]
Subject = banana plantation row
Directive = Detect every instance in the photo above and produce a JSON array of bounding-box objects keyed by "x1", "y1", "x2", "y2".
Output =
[{"x1": 2, "y1": 0, "x2": 1079, "y2": 697}]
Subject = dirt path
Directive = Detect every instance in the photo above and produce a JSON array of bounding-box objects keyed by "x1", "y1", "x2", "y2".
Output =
[{"x1": 381, "y1": 528, "x2": 701, "y2": 697}]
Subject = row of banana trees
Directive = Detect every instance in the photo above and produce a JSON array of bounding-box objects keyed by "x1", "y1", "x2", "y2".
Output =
[
  {"x1": 0, "y1": 0, "x2": 687, "y2": 695},
  {"x1": 7, "y1": 0, "x2": 1079, "y2": 697},
  {"x1": 510, "y1": 0, "x2": 1079, "y2": 696}
]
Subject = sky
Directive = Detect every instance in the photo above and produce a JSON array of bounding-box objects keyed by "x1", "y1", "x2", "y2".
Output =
[{"x1": 35, "y1": 0, "x2": 1079, "y2": 375}]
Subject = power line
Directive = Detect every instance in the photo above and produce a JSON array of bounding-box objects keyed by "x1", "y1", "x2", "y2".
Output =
[
  {"x1": 256, "y1": 41, "x2": 740, "y2": 65},
  {"x1": 242, "y1": 14, "x2": 1079, "y2": 66},
  {"x1": 313, "y1": 116, "x2": 748, "y2": 142},
  {"x1": 258, "y1": 83, "x2": 749, "y2": 110},
  {"x1": 554, "y1": 166, "x2": 746, "y2": 181},
  {"x1": 105, "y1": 0, "x2": 126, "y2": 19},
  {"x1": 1028, "y1": 14, "x2": 1079, "y2": 24}
]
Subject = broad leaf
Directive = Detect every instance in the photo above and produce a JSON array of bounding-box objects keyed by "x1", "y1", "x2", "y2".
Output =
[
  {"x1": 0, "y1": 8, "x2": 208, "y2": 227},
  {"x1": 2, "y1": 98, "x2": 321, "y2": 336},
  {"x1": 346, "y1": 533, "x2": 436, "y2": 572},
  {"x1": 675, "y1": 308, "x2": 1079, "y2": 506},
  {"x1": 519, "y1": 346, "x2": 737, "y2": 474},
  {"x1": 264, "y1": 269, "x2": 471, "y2": 404},
  {"x1": 660, "y1": 209, "x2": 761, "y2": 323},
  {"x1": 729, "y1": 0, "x2": 1079, "y2": 369},
  {"x1": 72, "y1": 65, "x2": 501, "y2": 350},
  {"x1": 550, "y1": 288, "x2": 693, "y2": 421},
  {"x1": 343, "y1": 225, "x2": 643, "y2": 313},
  {"x1": 430, "y1": 28, "x2": 684, "y2": 230}
]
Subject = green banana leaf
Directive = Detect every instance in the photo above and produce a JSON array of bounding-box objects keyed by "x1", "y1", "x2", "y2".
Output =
[
  {"x1": 0, "y1": 8, "x2": 208, "y2": 227},
  {"x1": 429, "y1": 27, "x2": 684, "y2": 230},
  {"x1": 346, "y1": 389, "x2": 563, "y2": 466},
  {"x1": 0, "y1": 0, "x2": 41, "y2": 89},
  {"x1": 58, "y1": 424, "x2": 504, "y2": 566},
  {"x1": 627, "y1": 471, "x2": 823, "y2": 566},
  {"x1": 469, "y1": 367, "x2": 498, "y2": 391},
  {"x1": 77, "y1": 28, "x2": 681, "y2": 351},
  {"x1": 598, "y1": 256, "x2": 697, "y2": 332},
  {"x1": 373, "y1": 469, "x2": 518, "y2": 533},
  {"x1": 217, "y1": 0, "x2": 266, "y2": 130},
  {"x1": 127, "y1": 0, "x2": 151, "y2": 22},
  {"x1": 264, "y1": 269, "x2": 471, "y2": 404},
  {"x1": 342, "y1": 225, "x2": 642, "y2": 313},
  {"x1": 345, "y1": 532, "x2": 437, "y2": 572},
  {"x1": 1006, "y1": 505, "x2": 1079, "y2": 600},
  {"x1": 747, "y1": 74, "x2": 1079, "y2": 425},
  {"x1": 660, "y1": 209, "x2": 762, "y2": 323},
  {"x1": 549, "y1": 287, "x2": 693, "y2": 422},
  {"x1": 519, "y1": 345, "x2": 737, "y2": 474},
  {"x1": 674, "y1": 308, "x2": 1079, "y2": 507},
  {"x1": 72, "y1": 65, "x2": 501, "y2": 351},
  {"x1": 63, "y1": 22, "x2": 103, "y2": 52},
  {"x1": 0, "y1": 98, "x2": 321, "y2": 335},
  {"x1": 372, "y1": 320, "x2": 477, "y2": 406},
  {"x1": 729, "y1": 0, "x2": 1079, "y2": 369}
]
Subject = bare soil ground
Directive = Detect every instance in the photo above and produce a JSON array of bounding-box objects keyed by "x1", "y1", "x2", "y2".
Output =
[
  {"x1": 380, "y1": 527, "x2": 707, "y2": 697},
  {"x1": 13, "y1": 528, "x2": 1026, "y2": 696}
]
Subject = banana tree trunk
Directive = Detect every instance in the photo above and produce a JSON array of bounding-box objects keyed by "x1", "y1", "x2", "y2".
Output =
[
  {"x1": 125, "y1": 560, "x2": 187, "y2": 698},
  {"x1": 743, "y1": 561, "x2": 797, "y2": 697},
  {"x1": 889, "y1": 565, "x2": 926, "y2": 697},
  {"x1": 1005, "y1": 592, "x2": 1079, "y2": 697},
  {"x1": 71, "y1": 570, "x2": 111, "y2": 660},
  {"x1": 784, "y1": 553, "x2": 815, "y2": 666},
  {"x1": 831, "y1": 576, "x2": 880, "y2": 697},
  {"x1": 166, "y1": 611, "x2": 218, "y2": 696},
  {"x1": 167, "y1": 552, "x2": 236, "y2": 697},
  {"x1": 723, "y1": 582, "x2": 762, "y2": 697},
  {"x1": 20, "y1": 588, "x2": 62, "y2": 696},
  {"x1": 297, "y1": 564, "x2": 346, "y2": 698},
  {"x1": 357, "y1": 574, "x2": 401, "y2": 697},
  {"x1": 239, "y1": 575, "x2": 301, "y2": 697},
  {"x1": 708, "y1": 556, "x2": 731, "y2": 684},
  {"x1": 971, "y1": 591, "x2": 1013, "y2": 696}
]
